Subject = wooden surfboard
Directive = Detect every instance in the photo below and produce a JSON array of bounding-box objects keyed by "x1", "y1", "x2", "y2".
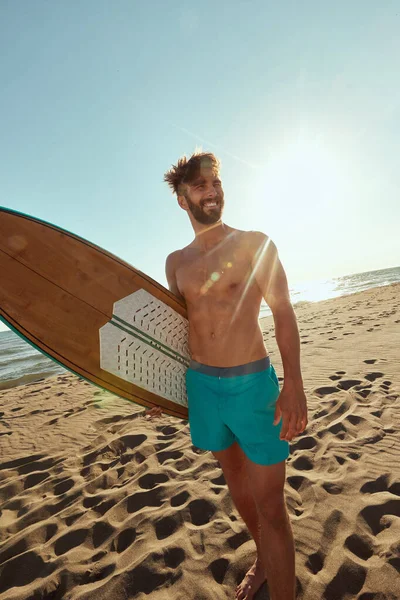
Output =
[{"x1": 0, "y1": 207, "x2": 189, "y2": 419}]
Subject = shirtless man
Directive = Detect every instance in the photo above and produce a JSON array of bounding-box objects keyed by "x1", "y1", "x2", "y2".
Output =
[{"x1": 163, "y1": 152, "x2": 307, "y2": 600}]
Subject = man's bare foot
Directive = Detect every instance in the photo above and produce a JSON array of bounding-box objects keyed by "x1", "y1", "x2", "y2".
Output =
[
  {"x1": 236, "y1": 558, "x2": 266, "y2": 600},
  {"x1": 145, "y1": 406, "x2": 162, "y2": 420}
]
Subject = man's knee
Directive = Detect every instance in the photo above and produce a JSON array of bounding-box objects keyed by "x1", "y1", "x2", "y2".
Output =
[
  {"x1": 256, "y1": 492, "x2": 287, "y2": 524},
  {"x1": 212, "y1": 441, "x2": 248, "y2": 477}
]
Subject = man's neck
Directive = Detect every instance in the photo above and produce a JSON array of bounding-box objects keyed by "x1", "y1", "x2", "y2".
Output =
[{"x1": 192, "y1": 221, "x2": 231, "y2": 251}]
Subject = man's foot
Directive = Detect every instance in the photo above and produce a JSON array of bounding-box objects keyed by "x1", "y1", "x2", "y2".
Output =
[
  {"x1": 236, "y1": 558, "x2": 266, "y2": 600},
  {"x1": 145, "y1": 406, "x2": 162, "y2": 420}
]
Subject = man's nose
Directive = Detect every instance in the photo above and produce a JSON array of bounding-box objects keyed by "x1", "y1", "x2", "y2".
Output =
[{"x1": 205, "y1": 186, "x2": 217, "y2": 198}]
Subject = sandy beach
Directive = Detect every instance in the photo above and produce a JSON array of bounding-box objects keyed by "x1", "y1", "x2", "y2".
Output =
[{"x1": 0, "y1": 283, "x2": 399, "y2": 600}]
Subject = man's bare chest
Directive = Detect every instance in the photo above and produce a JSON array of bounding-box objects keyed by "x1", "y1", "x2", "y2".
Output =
[{"x1": 176, "y1": 245, "x2": 253, "y2": 300}]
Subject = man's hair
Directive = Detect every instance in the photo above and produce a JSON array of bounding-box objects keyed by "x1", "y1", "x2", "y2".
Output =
[{"x1": 163, "y1": 152, "x2": 220, "y2": 195}]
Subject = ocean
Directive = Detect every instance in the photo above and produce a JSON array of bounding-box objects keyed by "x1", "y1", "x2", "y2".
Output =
[{"x1": 1, "y1": 265, "x2": 399, "y2": 390}]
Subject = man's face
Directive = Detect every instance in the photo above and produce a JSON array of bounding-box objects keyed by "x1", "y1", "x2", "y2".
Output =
[{"x1": 182, "y1": 169, "x2": 225, "y2": 225}]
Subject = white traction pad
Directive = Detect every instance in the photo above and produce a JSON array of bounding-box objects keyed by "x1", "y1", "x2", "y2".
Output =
[{"x1": 99, "y1": 289, "x2": 189, "y2": 407}]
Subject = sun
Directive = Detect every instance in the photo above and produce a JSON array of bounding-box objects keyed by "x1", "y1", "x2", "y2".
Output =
[{"x1": 261, "y1": 136, "x2": 346, "y2": 213}]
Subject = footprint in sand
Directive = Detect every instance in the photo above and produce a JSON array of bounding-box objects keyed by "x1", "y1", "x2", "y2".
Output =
[
  {"x1": 306, "y1": 509, "x2": 343, "y2": 579},
  {"x1": 324, "y1": 558, "x2": 367, "y2": 599},
  {"x1": 171, "y1": 491, "x2": 190, "y2": 507},
  {"x1": 291, "y1": 455, "x2": 313, "y2": 471},
  {"x1": 227, "y1": 529, "x2": 252, "y2": 550},
  {"x1": 354, "y1": 387, "x2": 372, "y2": 399},
  {"x1": 155, "y1": 440, "x2": 173, "y2": 452},
  {"x1": 328, "y1": 422, "x2": 347, "y2": 439},
  {"x1": 209, "y1": 557, "x2": 230, "y2": 584},
  {"x1": 188, "y1": 498, "x2": 216, "y2": 526},
  {"x1": 14, "y1": 454, "x2": 61, "y2": 476},
  {"x1": 54, "y1": 528, "x2": 88, "y2": 555},
  {"x1": 314, "y1": 386, "x2": 339, "y2": 397},
  {"x1": 365, "y1": 372, "x2": 384, "y2": 382},
  {"x1": 211, "y1": 473, "x2": 226, "y2": 486},
  {"x1": 138, "y1": 472, "x2": 169, "y2": 490},
  {"x1": 79, "y1": 562, "x2": 116, "y2": 586},
  {"x1": 93, "y1": 414, "x2": 126, "y2": 426},
  {"x1": 337, "y1": 379, "x2": 362, "y2": 390},
  {"x1": 65, "y1": 512, "x2": 85, "y2": 526},
  {"x1": 157, "y1": 450, "x2": 184, "y2": 465},
  {"x1": 24, "y1": 471, "x2": 51, "y2": 490},
  {"x1": 164, "y1": 546, "x2": 185, "y2": 568},
  {"x1": 85, "y1": 550, "x2": 107, "y2": 563},
  {"x1": 0, "y1": 536, "x2": 28, "y2": 566},
  {"x1": 0, "y1": 551, "x2": 56, "y2": 595},
  {"x1": 291, "y1": 436, "x2": 318, "y2": 452},
  {"x1": 346, "y1": 415, "x2": 364, "y2": 426},
  {"x1": 360, "y1": 474, "x2": 400, "y2": 497},
  {"x1": 155, "y1": 515, "x2": 180, "y2": 540},
  {"x1": 122, "y1": 562, "x2": 177, "y2": 597},
  {"x1": 92, "y1": 521, "x2": 115, "y2": 548},
  {"x1": 112, "y1": 527, "x2": 137, "y2": 553},
  {"x1": 322, "y1": 482, "x2": 343, "y2": 495},
  {"x1": 156, "y1": 425, "x2": 179, "y2": 435},
  {"x1": 359, "y1": 498, "x2": 400, "y2": 535},
  {"x1": 379, "y1": 383, "x2": 391, "y2": 394},
  {"x1": 287, "y1": 474, "x2": 307, "y2": 491},
  {"x1": 126, "y1": 488, "x2": 164, "y2": 515},
  {"x1": 53, "y1": 477, "x2": 75, "y2": 495},
  {"x1": 344, "y1": 533, "x2": 374, "y2": 560},
  {"x1": 306, "y1": 550, "x2": 324, "y2": 574}
]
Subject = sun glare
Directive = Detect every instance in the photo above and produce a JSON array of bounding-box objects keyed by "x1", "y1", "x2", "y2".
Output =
[{"x1": 261, "y1": 137, "x2": 347, "y2": 214}]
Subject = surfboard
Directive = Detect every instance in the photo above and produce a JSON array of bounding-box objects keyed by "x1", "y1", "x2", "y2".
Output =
[{"x1": 0, "y1": 207, "x2": 189, "y2": 419}]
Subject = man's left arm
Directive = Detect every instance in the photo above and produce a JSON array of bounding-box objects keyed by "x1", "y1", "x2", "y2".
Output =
[{"x1": 250, "y1": 232, "x2": 308, "y2": 441}]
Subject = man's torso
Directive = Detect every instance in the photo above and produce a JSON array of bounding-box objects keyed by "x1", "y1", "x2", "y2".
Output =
[{"x1": 174, "y1": 227, "x2": 269, "y2": 367}]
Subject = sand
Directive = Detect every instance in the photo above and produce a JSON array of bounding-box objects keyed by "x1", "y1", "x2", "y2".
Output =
[{"x1": 0, "y1": 283, "x2": 399, "y2": 600}]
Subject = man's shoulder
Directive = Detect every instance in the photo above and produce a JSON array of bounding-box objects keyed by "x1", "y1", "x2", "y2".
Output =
[
  {"x1": 165, "y1": 249, "x2": 183, "y2": 269},
  {"x1": 236, "y1": 230, "x2": 278, "y2": 265},
  {"x1": 165, "y1": 246, "x2": 191, "y2": 272},
  {"x1": 238, "y1": 229, "x2": 272, "y2": 248},
  {"x1": 166, "y1": 248, "x2": 183, "y2": 261}
]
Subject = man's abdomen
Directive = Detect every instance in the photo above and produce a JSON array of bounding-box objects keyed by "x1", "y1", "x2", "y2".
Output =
[{"x1": 187, "y1": 311, "x2": 267, "y2": 367}]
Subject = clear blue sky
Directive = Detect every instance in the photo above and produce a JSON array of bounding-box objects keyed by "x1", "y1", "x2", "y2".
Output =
[{"x1": 1, "y1": 1, "x2": 399, "y2": 312}]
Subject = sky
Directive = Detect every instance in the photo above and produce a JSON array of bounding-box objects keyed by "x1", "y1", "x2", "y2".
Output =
[{"x1": 1, "y1": 1, "x2": 400, "y2": 332}]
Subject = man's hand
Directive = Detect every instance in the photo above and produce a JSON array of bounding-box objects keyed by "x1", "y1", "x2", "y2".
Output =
[{"x1": 273, "y1": 382, "x2": 308, "y2": 441}]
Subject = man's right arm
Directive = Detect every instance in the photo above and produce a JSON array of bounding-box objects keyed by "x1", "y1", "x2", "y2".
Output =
[{"x1": 165, "y1": 250, "x2": 185, "y2": 303}]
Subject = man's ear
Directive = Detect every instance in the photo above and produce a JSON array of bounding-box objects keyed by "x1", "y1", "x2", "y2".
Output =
[{"x1": 177, "y1": 194, "x2": 188, "y2": 211}]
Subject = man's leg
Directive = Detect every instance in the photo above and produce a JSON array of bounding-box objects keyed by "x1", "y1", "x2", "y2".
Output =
[
  {"x1": 243, "y1": 457, "x2": 295, "y2": 600},
  {"x1": 212, "y1": 442, "x2": 266, "y2": 600}
]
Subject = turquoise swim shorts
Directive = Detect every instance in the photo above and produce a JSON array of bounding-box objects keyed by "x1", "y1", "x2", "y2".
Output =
[{"x1": 185, "y1": 357, "x2": 290, "y2": 466}]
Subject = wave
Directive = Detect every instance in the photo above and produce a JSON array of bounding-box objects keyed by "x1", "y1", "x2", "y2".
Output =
[{"x1": 0, "y1": 353, "x2": 44, "y2": 368}]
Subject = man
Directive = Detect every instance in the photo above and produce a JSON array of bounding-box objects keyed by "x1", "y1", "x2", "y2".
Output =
[{"x1": 163, "y1": 152, "x2": 307, "y2": 600}]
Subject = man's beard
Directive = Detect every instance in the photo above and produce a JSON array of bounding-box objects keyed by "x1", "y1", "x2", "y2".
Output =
[{"x1": 185, "y1": 195, "x2": 224, "y2": 225}]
